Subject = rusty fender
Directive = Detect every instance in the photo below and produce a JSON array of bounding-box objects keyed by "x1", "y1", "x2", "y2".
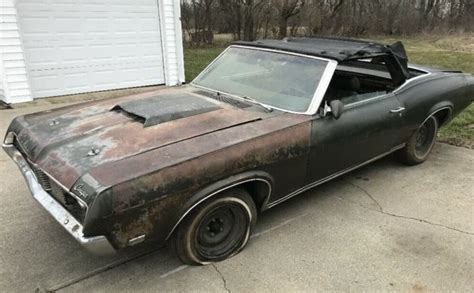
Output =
[{"x1": 101, "y1": 115, "x2": 312, "y2": 248}]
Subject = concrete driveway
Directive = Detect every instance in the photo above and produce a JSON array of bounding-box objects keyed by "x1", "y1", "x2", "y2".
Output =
[{"x1": 0, "y1": 104, "x2": 473, "y2": 292}]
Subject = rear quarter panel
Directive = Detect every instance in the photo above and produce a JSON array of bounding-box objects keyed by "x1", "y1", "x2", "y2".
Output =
[{"x1": 395, "y1": 72, "x2": 472, "y2": 139}]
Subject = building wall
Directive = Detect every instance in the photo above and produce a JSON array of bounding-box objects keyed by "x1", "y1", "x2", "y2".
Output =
[
  {"x1": 159, "y1": 0, "x2": 185, "y2": 86},
  {"x1": 0, "y1": 0, "x2": 33, "y2": 103}
]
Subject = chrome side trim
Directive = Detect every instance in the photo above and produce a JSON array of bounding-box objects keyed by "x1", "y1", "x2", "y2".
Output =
[
  {"x1": 2, "y1": 143, "x2": 115, "y2": 255},
  {"x1": 393, "y1": 69, "x2": 432, "y2": 95},
  {"x1": 423, "y1": 106, "x2": 453, "y2": 127},
  {"x1": 344, "y1": 92, "x2": 393, "y2": 109},
  {"x1": 128, "y1": 234, "x2": 146, "y2": 246},
  {"x1": 264, "y1": 144, "x2": 406, "y2": 209},
  {"x1": 165, "y1": 178, "x2": 272, "y2": 240},
  {"x1": 191, "y1": 45, "x2": 338, "y2": 116}
]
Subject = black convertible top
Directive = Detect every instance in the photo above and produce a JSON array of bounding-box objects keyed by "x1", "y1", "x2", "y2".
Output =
[
  {"x1": 233, "y1": 37, "x2": 410, "y2": 84},
  {"x1": 233, "y1": 37, "x2": 407, "y2": 64}
]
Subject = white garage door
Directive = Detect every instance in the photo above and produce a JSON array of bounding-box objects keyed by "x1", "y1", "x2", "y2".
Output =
[{"x1": 16, "y1": 0, "x2": 165, "y2": 98}]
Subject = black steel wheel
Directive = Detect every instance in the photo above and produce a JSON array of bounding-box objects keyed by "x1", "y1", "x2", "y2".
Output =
[
  {"x1": 170, "y1": 188, "x2": 256, "y2": 265},
  {"x1": 396, "y1": 116, "x2": 439, "y2": 165}
]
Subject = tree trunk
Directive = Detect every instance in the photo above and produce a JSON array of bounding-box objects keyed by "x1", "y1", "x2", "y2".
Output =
[{"x1": 279, "y1": 18, "x2": 288, "y2": 38}]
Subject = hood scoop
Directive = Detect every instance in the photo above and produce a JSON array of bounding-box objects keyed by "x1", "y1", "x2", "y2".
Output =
[{"x1": 112, "y1": 94, "x2": 221, "y2": 127}]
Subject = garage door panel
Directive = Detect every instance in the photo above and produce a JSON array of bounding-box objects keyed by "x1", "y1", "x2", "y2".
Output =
[{"x1": 16, "y1": 0, "x2": 165, "y2": 98}]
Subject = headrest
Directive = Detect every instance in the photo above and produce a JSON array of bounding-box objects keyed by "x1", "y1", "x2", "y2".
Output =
[{"x1": 330, "y1": 76, "x2": 360, "y2": 92}]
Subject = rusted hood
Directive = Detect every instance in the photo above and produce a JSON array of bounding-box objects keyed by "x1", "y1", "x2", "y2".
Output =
[{"x1": 9, "y1": 87, "x2": 268, "y2": 189}]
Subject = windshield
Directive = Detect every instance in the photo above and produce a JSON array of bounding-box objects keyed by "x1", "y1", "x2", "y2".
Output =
[{"x1": 192, "y1": 47, "x2": 329, "y2": 112}]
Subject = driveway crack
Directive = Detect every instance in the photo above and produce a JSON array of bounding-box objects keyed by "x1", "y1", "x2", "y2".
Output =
[
  {"x1": 343, "y1": 181, "x2": 474, "y2": 236},
  {"x1": 212, "y1": 264, "x2": 231, "y2": 293},
  {"x1": 347, "y1": 181, "x2": 383, "y2": 212}
]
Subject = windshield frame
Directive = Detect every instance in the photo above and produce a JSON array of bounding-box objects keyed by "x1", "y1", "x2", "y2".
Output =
[{"x1": 190, "y1": 45, "x2": 338, "y2": 115}]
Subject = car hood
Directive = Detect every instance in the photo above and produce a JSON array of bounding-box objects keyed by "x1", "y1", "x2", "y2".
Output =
[{"x1": 8, "y1": 87, "x2": 271, "y2": 189}]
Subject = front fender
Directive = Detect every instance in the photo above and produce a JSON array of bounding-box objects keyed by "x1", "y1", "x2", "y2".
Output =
[{"x1": 165, "y1": 170, "x2": 274, "y2": 240}]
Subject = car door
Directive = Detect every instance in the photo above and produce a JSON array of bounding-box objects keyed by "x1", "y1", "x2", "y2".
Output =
[{"x1": 305, "y1": 93, "x2": 406, "y2": 184}]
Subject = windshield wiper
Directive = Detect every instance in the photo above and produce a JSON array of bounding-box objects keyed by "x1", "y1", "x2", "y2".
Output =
[
  {"x1": 214, "y1": 91, "x2": 273, "y2": 112},
  {"x1": 241, "y1": 96, "x2": 273, "y2": 112}
]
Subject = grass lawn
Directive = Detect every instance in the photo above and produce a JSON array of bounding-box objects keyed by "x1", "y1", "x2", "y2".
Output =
[{"x1": 184, "y1": 35, "x2": 474, "y2": 148}]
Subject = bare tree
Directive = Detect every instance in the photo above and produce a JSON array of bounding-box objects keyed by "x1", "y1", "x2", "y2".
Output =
[
  {"x1": 181, "y1": 0, "x2": 473, "y2": 44},
  {"x1": 276, "y1": 0, "x2": 305, "y2": 38}
]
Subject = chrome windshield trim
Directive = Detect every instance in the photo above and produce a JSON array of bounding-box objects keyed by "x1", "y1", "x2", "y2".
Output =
[
  {"x1": 190, "y1": 45, "x2": 338, "y2": 115},
  {"x1": 308, "y1": 60, "x2": 337, "y2": 114},
  {"x1": 2, "y1": 143, "x2": 115, "y2": 255}
]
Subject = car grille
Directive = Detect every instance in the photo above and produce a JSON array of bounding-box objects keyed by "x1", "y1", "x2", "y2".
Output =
[
  {"x1": 31, "y1": 165, "x2": 52, "y2": 191},
  {"x1": 13, "y1": 139, "x2": 86, "y2": 222}
]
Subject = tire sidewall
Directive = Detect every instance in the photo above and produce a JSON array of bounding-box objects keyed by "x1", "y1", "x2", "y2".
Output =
[
  {"x1": 179, "y1": 191, "x2": 256, "y2": 265},
  {"x1": 412, "y1": 116, "x2": 438, "y2": 162}
]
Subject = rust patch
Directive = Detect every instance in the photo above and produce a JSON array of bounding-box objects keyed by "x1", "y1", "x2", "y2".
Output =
[
  {"x1": 20, "y1": 87, "x2": 267, "y2": 189},
  {"x1": 104, "y1": 114, "x2": 311, "y2": 216},
  {"x1": 111, "y1": 210, "x2": 155, "y2": 246}
]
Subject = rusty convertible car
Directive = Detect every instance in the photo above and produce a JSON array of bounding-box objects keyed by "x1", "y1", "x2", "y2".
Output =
[{"x1": 3, "y1": 37, "x2": 473, "y2": 264}]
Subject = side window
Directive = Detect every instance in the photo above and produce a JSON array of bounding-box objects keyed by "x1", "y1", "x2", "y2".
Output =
[{"x1": 324, "y1": 60, "x2": 394, "y2": 105}]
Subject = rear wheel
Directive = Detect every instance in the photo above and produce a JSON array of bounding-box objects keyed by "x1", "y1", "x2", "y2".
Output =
[
  {"x1": 170, "y1": 188, "x2": 257, "y2": 265},
  {"x1": 396, "y1": 116, "x2": 438, "y2": 165}
]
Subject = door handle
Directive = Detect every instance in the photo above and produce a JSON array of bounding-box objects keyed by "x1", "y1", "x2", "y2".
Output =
[{"x1": 390, "y1": 107, "x2": 406, "y2": 113}]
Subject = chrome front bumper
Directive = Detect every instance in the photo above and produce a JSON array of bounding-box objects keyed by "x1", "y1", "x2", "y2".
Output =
[{"x1": 2, "y1": 143, "x2": 116, "y2": 256}]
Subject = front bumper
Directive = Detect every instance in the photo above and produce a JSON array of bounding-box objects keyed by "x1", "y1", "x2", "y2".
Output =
[{"x1": 2, "y1": 143, "x2": 116, "y2": 256}]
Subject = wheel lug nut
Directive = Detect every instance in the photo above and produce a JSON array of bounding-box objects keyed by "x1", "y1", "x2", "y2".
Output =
[
  {"x1": 219, "y1": 227, "x2": 224, "y2": 232},
  {"x1": 210, "y1": 232, "x2": 215, "y2": 237}
]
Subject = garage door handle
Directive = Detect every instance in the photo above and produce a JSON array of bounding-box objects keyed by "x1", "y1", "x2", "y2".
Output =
[{"x1": 390, "y1": 107, "x2": 406, "y2": 113}]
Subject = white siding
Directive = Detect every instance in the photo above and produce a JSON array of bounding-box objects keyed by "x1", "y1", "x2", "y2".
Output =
[
  {"x1": 0, "y1": 0, "x2": 33, "y2": 103},
  {"x1": 159, "y1": 0, "x2": 185, "y2": 85}
]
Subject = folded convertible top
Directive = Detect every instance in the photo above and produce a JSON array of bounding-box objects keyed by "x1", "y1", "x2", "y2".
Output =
[{"x1": 233, "y1": 36, "x2": 408, "y2": 66}]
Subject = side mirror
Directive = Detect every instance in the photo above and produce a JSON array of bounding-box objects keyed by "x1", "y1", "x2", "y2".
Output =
[{"x1": 329, "y1": 100, "x2": 344, "y2": 119}]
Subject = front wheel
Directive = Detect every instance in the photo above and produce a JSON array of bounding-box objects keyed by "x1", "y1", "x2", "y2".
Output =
[
  {"x1": 396, "y1": 116, "x2": 439, "y2": 165},
  {"x1": 170, "y1": 188, "x2": 257, "y2": 265}
]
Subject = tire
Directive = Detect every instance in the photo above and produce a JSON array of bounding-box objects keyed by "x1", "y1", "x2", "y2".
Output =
[
  {"x1": 170, "y1": 188, "x2": 257, "y2": 265},
  {"x1": 396, "y1": 116, "x2": 439, "y2": 165}
]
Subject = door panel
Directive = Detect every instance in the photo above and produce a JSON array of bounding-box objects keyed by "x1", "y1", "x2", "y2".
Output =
[{"x1": 306, "y1": 94, "x2": 405, "y2": 183}]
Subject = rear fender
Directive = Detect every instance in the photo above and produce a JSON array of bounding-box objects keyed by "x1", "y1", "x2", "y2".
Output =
[{"x1": 427, "y1": 103, "x2": 453, "y2": 126}]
